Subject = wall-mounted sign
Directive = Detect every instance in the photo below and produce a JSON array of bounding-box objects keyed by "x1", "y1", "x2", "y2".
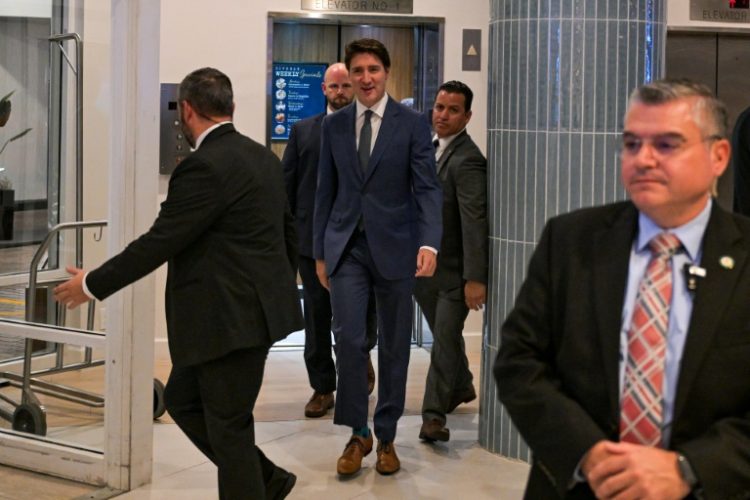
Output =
[
  {"x1": 691, "y1": 0, "x2": 750, "y2": 23},
  {"x1": 271, "y1": 63, "x2": 327, "y2": 141},
  {"x1": 462, "y1": 29, "x2": 481, "y2": 72},
  {"x1": 301, "y1": 0, "x2": 413, "y2": 14}
]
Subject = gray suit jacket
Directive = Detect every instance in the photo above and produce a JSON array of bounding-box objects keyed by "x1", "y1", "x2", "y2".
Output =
[{"x1": 431, "y1": 130, "x2": 488, "y2": 290}]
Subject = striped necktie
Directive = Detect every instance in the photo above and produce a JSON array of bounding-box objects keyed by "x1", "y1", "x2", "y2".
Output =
[{"x1": 619, "y1": 232, "x2": 681, "y2": 447}]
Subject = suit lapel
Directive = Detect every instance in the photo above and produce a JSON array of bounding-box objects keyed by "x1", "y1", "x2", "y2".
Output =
[
  {"x1": 364, "y1": 97, "x2": 398, "y2": 183},
  {"x1": 672, "y1": 203, "x2": 748, "y2": 422},
  {"x1": 592, "y1": 203, "x2": 638, "y2": 418},
  {"x1": 331, "y1": 105, "x2": 360, "y2": 181},
  {"x1": 437, "y1": 131, "x2": 469, "y2": 177}
]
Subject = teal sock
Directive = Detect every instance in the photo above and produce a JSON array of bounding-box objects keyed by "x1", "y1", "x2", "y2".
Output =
[{"x1": 353, "y1": 426, "x2": 370, "y2": 438}]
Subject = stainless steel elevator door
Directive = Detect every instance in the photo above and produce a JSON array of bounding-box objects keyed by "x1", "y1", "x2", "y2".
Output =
[{"x1": 666, "y1": 31, "x2": 750, "y2": 211}]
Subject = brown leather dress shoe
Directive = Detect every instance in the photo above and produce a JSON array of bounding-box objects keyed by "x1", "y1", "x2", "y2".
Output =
[
  {"x1": 367, "y1": 357, "x2": 376, "y2": 395},
  {"x1": 419, "y1": 418, "x2": 450, "y2": 442},
  {"x1": 337, "y1": 434, "x2": 373, "y2": 476},
  {"x1": 304, "y1": 391, "x2": 334, "y2": 418},
  {"x1": 375, "y1": 440, "x2": 400, "y2": 475},
  {"x1": 447, "y1": 385, "x2": 477, "y2": 413}
]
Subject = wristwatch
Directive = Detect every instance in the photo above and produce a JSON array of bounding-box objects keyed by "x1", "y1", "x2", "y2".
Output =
[{"x1": 676, "y1": 453, "x2": 699, "y2": 491}]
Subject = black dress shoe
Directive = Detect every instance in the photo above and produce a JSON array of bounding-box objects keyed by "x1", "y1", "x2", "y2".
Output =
[
  {"x1": 268, "y1": 471, "x2": 296, "y2": 500},
  {"x1": 419, "y1": 418, "x2": 450, "y2": 442}
]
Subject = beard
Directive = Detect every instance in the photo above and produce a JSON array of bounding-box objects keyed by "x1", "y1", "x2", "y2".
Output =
[
  {"x1": 328, "y1": 95, "x2": 351, "y2": 111},
  {"x1": 180, "y1": 120, "x2": 195, "y2": 148}
]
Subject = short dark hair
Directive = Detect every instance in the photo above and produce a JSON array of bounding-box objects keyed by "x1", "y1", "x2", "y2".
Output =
[
  {"x1": 437, "y1": 80, "x2": 474, "y2": 112},
  {"x1": 628, "y1": 78, "x2": 728, "y2": 138},
  {"x1": 178, "y1": 67, "x2": 234, "y2": 118},
  {"x1": 344, "y1": 38, "x2": 391, "y2": 71}
]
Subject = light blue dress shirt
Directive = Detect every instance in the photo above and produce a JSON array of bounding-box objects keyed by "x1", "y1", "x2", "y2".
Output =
[{"x1": 619, "y1": 199, "x2": 712, "y2": 445}]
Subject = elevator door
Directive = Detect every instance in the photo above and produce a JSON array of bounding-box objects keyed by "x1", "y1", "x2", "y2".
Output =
[{"x1": 666, "y1": 32, "x2": 750, "y2": 210}]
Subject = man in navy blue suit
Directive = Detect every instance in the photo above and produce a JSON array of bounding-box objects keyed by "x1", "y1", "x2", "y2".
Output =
[
  {"x1": 313, "y1": 38, "x2": 442, "y2": 476},
  {"x1": 282, "y1": 63, "x2": 377, "y2": 419}
]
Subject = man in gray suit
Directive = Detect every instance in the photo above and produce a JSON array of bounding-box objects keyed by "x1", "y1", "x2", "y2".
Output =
[
  {"x1": 55, "y1": 67, "x2": 302, "y2": 500},
  {"x1": 415, "y1": 81, "x2": 487, "y2": 442}
]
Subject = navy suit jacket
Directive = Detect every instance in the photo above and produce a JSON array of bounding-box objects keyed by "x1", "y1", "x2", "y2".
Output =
[
  {"x1": 313, "y1": 97, "x2": 442, "y2": 280},
  {"x1": 495, "y1": 201, "x2": 750, "y2": 499},
  {"x1": 282, "y1": 112, "x2": 324, "y2": 258}
]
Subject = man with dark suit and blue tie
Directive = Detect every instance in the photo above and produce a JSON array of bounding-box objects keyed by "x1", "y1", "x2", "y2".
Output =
[
  {"x1": 282, "y1": 62, "x2": 377, "y2": 419},
  {"x1": 416, "y1": 81, "x2": 487, "y2": 443},
  {"x1": 495, "y1": 80, "x2": 750, "y2": 499},
  {"x1": 313, "y1": 38, "x2": 442, "y2": 476},
  {"x1": 54, "y1": 67, "x2": 302, "y2": 500}
]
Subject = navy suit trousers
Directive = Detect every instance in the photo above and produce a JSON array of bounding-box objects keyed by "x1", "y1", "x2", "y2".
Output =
[{"x1": 329, "y1": 230, "x2": 414, "y2": 442}]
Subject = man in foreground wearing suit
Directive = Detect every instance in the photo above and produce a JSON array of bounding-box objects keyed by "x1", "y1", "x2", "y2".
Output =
[
  {"x1": 282, "y1": 62, "x2": 377, "y2": 419},
  {"x1": 495, "y1": 79, "x2": 750, "y2": 499},
  {"x1": 313, "y1": 38, "x2": 442, "y2": 476},
  {"x1": 416, "y1": 81, "x2": 487, "y2": 443},
  {"x1": 54, "y1": 67, "x2": 302, "y2": 500}
]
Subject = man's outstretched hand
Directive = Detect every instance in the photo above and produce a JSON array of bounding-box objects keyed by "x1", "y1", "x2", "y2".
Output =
[{"x1": 53, "y1": 266, "x2": 91, "y2": 309}]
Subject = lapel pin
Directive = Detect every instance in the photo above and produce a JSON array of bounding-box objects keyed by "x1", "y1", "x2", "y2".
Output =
[{"x1": 719, "y1": 256, "x2": 734, "y2": 270}]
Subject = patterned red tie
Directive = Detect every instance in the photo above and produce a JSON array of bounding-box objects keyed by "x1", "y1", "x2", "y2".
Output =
[{"x1": 619, "y1": 232, "x2": 681, "y2": 447}]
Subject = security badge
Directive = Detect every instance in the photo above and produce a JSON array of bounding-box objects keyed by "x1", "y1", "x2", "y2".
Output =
[{"x1": 684, "y1": 264, "x2": 706, "y2": 292}]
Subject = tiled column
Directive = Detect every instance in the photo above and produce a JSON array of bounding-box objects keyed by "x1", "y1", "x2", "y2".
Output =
[{"x1": 479, "y1": 0, "x2": 666, "y2": 459}]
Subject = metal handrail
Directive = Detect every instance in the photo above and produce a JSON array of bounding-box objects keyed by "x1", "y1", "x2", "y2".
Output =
[
  {"x1": 26, "y1": 220, "x2": 108, "y2": 322},
  {"x1": 48, "y1": 33, "x2": 84, "y2": 268},
  {"x1": 21, "y1": 220, "x2": 107, "y2": 404}
]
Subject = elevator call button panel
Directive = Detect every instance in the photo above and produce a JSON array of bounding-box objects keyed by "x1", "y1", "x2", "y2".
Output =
[{"x1": 160, "y1": 83, "x2": 191, "y2": 175}]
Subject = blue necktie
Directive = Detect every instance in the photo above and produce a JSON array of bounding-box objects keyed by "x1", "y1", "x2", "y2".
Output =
[{"x1": 358, "y1": 110, "x2": 373, "y2": 173}]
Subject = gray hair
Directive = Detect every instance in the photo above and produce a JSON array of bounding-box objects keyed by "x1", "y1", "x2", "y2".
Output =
[{"x1": 627, "y1": 79, "x2": 728, "y2": 138}]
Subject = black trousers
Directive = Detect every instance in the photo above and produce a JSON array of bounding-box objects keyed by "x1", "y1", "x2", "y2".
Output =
[
  {"x1": 164, "y1": 346, "x2": 290, "y2": 500},
  {"x1": 298, "y1": 255, "x2": 377, "y2": 394},
  {"x1": 414, "y1": 278, "x2": 474, "y2": 423}
]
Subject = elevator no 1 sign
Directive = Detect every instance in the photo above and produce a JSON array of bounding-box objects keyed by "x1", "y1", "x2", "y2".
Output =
[
  {"x1": 271, "y1": 63, "x2": 327, "y2": 141},
  {"x1": 691, "y1": 0, "x2": 750, "y2": 23}
]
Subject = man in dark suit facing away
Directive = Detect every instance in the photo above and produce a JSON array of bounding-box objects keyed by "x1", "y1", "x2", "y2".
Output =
[
  {"x1": 282, "y1": 62, "x2": 377, "y2": 419},
  {"x1": 495, "y1": 79, "x2": 750, "y2": 499},
  {"x1": 313, "y1": 38, "x2": 442, "y2": 476},
  {"x1": 54, "y1": 67, "x2": 302, "y2": 500},
  {"x1": 415, "y1": 81, "x2": 487, "y2": 443}
]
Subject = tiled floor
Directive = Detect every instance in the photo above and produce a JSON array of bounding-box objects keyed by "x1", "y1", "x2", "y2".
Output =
[
  {"x1": 117, "y1": 413, "x2": 529, "y2": 500},
  {"x1": 0, "y1": 338, "x2": 530, "y2": 499}
]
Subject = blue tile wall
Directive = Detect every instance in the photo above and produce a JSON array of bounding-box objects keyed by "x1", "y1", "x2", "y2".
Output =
[{"x1": 480, "y1": 0, "x2": 666, "y2": 460}]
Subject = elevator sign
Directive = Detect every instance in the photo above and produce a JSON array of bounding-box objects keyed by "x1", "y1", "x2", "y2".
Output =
[
  {"x1": 691, "y1": 0, "x2": 750, "y2": 23},
  {"x1": 301, "y1": 0, "x2": 413, "y2": 14}
]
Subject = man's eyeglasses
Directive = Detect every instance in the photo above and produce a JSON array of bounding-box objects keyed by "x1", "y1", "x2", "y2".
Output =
[{"x1": 620, "y1": 133, "x2": 722, "y2": 157}]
